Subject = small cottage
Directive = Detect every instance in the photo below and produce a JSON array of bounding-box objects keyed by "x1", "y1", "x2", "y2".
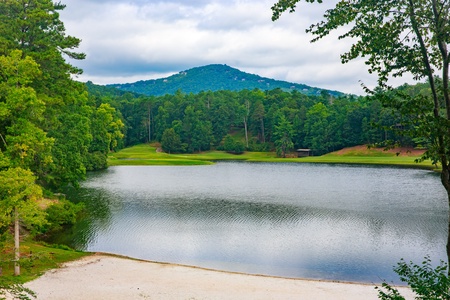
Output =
[{"x1": 296, "y1": 149, "x2": 312, "y2": 157}]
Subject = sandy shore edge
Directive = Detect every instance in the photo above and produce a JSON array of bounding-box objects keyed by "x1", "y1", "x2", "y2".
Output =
[{"x1": 24, "y1": 253, "x2": 415, "y2": 300}]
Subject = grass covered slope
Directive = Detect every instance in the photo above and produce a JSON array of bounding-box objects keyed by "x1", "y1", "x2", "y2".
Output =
[
  {"x1": 108, "y1": 144, "x2": 436, "y2": 169},
  {"x1": 108, "y1": 144, "x2": 278, "y2": 165}
]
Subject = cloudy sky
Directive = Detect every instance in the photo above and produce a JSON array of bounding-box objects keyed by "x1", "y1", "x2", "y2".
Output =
[{"x1": 59, "y1": 0, "x2": 413, "y2": 95}]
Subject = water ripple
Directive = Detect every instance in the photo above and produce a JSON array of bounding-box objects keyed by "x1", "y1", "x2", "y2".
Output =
[{"x1": 62, "y1": 163, "x2": 448, "y2": 284}]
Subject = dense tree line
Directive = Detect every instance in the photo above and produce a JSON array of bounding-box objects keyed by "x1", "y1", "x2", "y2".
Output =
[
  {"x1": 88, "y1": 83, "x2": 416, "y2": 156},
  {"x1": 0, "y1": 1, "x2": 124, "y2": 189},
  {"x1": 0, "y1": 0, "x2": 124, "y2": 276}
]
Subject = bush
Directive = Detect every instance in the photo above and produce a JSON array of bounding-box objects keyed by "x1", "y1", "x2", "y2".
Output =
[
  {"x1": 43, "y1": 200, "x2": 85, "y2": 233},
  {"x1": 161, "y1": 128, "x2": 184, "y2": 153},
  {"x1": 376, "y1": 256, "x2": 450, "y2": 299},
  {"x1": 85, "y1": 151, "x2": 107, "y2": 171},
  {"x1": 222, "y1": 135, "x2": 245, "y2": 154}
]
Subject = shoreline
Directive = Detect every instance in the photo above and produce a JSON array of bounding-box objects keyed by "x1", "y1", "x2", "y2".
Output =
[
  {"x1": 108, "y1": 144, "x2": 435, "y2": 170},
  {"x1": 25, "y1": 253, "x2": 416, "y2": 300}
]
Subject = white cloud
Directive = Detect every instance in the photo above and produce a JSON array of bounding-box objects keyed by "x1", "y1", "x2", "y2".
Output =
[{"x1": 60, "y1": 0, "x2": 414, "y2": 95}]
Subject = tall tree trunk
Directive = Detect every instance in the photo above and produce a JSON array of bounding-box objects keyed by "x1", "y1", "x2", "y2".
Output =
[
  {"x1": 14, "y1": 206, "x2": 20, "y2": 276},
  {"x1": 243, "y1": 117, "x2": 248, "y2": 148},
  {"x1": 148, "y1": 108, "x2": 152, "y2": 143},
  {"x1": 447, "y1": 205, "x2": 450, "y2": 270},
  {"x1": 260, "y1": 118, "x2": 265, "y2": 144}
]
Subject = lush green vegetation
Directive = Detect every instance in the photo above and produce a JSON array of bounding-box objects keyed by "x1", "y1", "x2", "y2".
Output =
[
  {"x1": 0, "y1": 0, "x2": 123, "y2": 285},
  {"x1": 107, "y1": 64, "x2": 343, "y2": 97},
  {"x1": 89, "y1": 83, "x2": 421, "y2": 158},
  {"x1": 0, "y1": 0, "x2": 448, "y2": 295},
  {"x1": 376, "y1": 257, "x2": 450, "y2": 299},
  {"x1": 0, "y1": 241, "x2": 88, "y2": 283}
]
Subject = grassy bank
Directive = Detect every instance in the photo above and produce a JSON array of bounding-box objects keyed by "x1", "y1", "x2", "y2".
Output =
[
  {"x1": 0, "y1": 240, "x2": 89, "y2": 285},
  {"x1": 108, "y1": 144, "x2": 437, "y2": 170}
]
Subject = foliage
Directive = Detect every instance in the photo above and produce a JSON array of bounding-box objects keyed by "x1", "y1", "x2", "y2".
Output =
[
  {"x1": 91, "y1": 83, "x2": 412, "y2": 156},
  {"x1": 0, "y1": 1, "x2": 126, "y2": 287},
  {"x1": 43, "y1": 200, "x2": 85, "y2": 234},
  {"x1": 0, "y1": 0, "x2": 85, "y2": 86},
  {"x1": 0, "y1": 0, "x2": 124, "y2": 189},
  {"x1": 0, "y1": 50, "x2": 54, "y2": 179},
  {"x1": 0, "y1": 167, "x2": 46, "y2": 277},
  {"x1": 273, "y1": 115, "x2": 294, "y2": 157},
  {"x1": 304, "y1": 102, "x2": 330, "y2": 155},
  {"x1": 221, "y1": 135, "x2": 245, "y2": 154},
  {"x1": 0, "y1": 168, "x2": 46, "y2": 235},
  {"x1": 376, "y1": 257, "x2": 450, "y2": 300},
  {"x1": 161, "y1": 128, "x2": 184, "y2": 154}
]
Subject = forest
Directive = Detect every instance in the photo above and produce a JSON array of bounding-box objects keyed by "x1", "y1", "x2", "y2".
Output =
[
  {"x1": 0, "y1": 0, "x2": 125, "y2": 281},
  {"x1": 0, "y1": 0, "x2": 430, "y2": 285},
  {"x1": 0, "y1": 0, "x2": 427, "y2": 198},
  {"x1": 87, "y1": 82, "x2": 419, "y2": 157},
  {"x1": 1, "y1": 0, "x2": 449, "y2": 298}
]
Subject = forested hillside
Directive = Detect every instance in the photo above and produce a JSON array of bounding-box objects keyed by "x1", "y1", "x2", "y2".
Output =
[
  {"x1": 107, "y1": 64, "x2": 344, "y2": 97},
  {"x1": 88, "y1": 82, "x2": 418, "y2": 156}
]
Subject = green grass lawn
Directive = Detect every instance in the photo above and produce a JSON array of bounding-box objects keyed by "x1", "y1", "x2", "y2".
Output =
[{"x1": 108, "y1": 144, "x2": 437, "y2": 170}]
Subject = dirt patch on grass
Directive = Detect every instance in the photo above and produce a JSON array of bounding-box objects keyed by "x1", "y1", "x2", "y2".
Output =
[{"x1": 333, "y1": 145, "x2": 425, "y2": 157}]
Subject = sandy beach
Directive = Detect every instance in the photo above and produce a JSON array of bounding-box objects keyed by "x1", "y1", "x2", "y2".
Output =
[{"x1": 23, "y1": 254, "x2": 415, "y2": 300}]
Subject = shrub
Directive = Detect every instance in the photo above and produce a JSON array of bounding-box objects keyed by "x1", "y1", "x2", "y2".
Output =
[
  {"x1": 161, "y1": 128, "x2": 184, "y2": 153},
  {"x1": 376, "y1": 256, "x2": 450, "y2": 299},
  {"x1": 43, "y1": 200, "x2": 85, "y2": 233},
  {"x1": 85, "y1": 151, "x2": 107, "y2": 171},
  {"x1": 222, "y1": 135, "x2": 245, "y2": 154}
]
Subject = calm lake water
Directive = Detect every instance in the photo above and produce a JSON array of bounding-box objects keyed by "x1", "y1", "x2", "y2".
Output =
[{"x1": 62, "y1": 162, "x2": 448, "y2": 283}]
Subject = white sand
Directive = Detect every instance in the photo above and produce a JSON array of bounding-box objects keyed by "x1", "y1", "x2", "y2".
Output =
[{"x1": 25, "y1": 254, "x2": 415, "y2": 300}]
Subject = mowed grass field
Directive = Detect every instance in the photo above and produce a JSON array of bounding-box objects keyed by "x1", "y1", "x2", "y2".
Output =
[{"x1": 108, "y1": 144, "x2": 437, "y2": 170}]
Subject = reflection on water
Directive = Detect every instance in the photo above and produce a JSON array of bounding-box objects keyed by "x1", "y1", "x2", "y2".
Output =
[{"x1": 63, "y1": 163, "x2": 448, "y2": 283}]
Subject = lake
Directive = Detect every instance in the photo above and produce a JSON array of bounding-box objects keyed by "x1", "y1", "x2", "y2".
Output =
[{"x1": 62, "y1": 162, "x2": 448, "y2": 283}]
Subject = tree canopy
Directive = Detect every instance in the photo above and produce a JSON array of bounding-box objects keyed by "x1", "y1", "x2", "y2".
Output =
[
  {"x1": 0, "y1": 0, "x2": 124, "y2": 278},
  {"x1": 89, "y1": 83, "x2": 416, "y2": 155},
  {"x1": 0, "y1": 1, "x2": 124, "y2": 189}
]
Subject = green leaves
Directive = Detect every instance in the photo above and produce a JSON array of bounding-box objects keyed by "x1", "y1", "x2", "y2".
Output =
[
  {"x1": 161, "y1": 128, "x2": 183, "y2": 154},
  {"x1": 271, "y1": 0, "x2": 322, "y2": 21},
  {"x1": 0, "y1": 51, "x2": 54, "y2": 177},
  {"x1": 0, "y1": 50, "x2": 41, "y2": 88},
  {"x1": 274, "y1": 115, "x2": 294, "y2": 157},
  {"x1": 376, "y1": 257, "x2": 450, "y2": 300},
  {"x1": 0, "y1": 167, "x2": 46, "y2": 232}
]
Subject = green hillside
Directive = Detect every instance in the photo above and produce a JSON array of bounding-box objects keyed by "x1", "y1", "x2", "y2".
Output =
[{"x1": 107, "y1": 64, "x2": 344, "y2": 97}]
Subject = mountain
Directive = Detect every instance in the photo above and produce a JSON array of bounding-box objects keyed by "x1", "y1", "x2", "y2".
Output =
[{"x1": 107, "y1": 64, "x2": 344, "y2": 97}]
